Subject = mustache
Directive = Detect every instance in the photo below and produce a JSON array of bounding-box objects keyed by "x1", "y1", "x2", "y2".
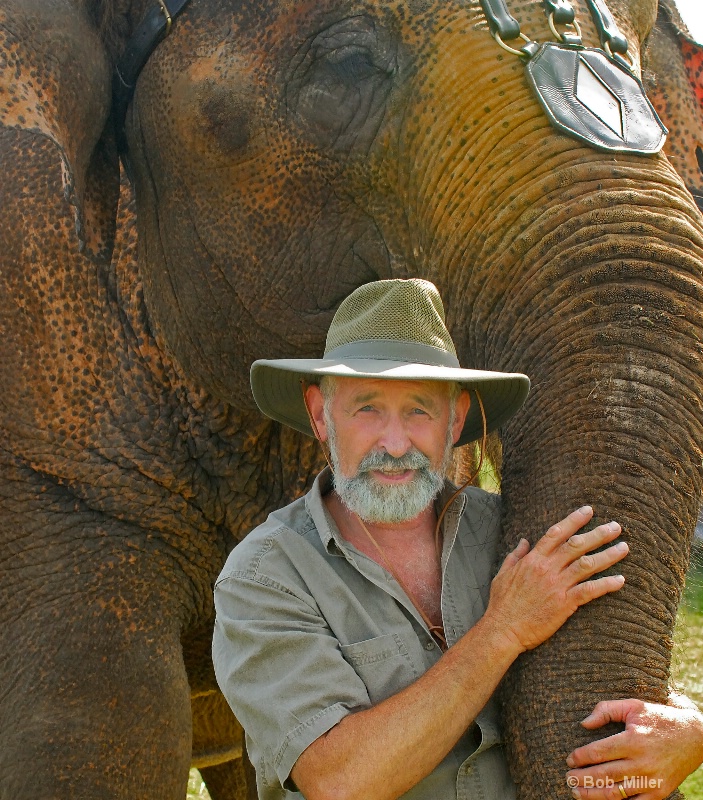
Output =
[{"x1": 356, "y1": 448, "x2": 432, "y2": 474}]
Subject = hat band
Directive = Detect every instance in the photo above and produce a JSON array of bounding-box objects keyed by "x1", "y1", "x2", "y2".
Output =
[{"x1": 324, "y1": 339, "x2": 461, "y2": 368}]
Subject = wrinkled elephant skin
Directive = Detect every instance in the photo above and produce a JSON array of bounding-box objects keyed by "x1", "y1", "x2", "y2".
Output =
[{"x1": 1, "y1": 0, "x2": 703, "y2": 798}]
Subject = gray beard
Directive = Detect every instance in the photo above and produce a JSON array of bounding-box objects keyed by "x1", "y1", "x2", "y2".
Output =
[{"x1": 326, "y1": 420, "x2": 454, "y2": 525}]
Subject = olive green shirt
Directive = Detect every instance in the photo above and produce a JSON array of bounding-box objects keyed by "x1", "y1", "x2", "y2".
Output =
[{"x1": 213, "y1": 469, "x2": 516, "y2": 800}]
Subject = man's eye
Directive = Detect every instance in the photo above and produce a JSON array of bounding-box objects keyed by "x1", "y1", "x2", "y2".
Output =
[
  {"x1": 357, "y1": 405, "x2": 374, "y2": 412},
  {"x1": 412, "y1": 408, "x2": 429, "y2": 415}
]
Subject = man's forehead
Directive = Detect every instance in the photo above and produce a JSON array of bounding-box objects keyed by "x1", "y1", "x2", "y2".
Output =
[{"x1": 334, "y1": 376, "x2": 454, "y2": 401}]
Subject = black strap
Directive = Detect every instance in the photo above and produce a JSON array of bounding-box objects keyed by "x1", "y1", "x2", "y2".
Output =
[
  {"x1": 543, "y1": 0, "x2": 576, "y2": 26},
  {"x1": 479, "y1": 0, "x2": 521, "y2": 41},
  {"x1": 113, "y1": 0, "x2": 191, "y2": 154},
  {"x1": 584, "y1": 0, "x2": 629, "y2": 55}
]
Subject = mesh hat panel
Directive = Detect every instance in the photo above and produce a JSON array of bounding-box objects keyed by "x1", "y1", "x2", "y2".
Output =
[{"x1": 324, "y1": 279, "x2": 457, "y2": 357}]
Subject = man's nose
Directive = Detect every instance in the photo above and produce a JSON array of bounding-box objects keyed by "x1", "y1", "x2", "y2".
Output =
[{"x1": 378, "y1": 416, "x2": 412, "y2": 458}]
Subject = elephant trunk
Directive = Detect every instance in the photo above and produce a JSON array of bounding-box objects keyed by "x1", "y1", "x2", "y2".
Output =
[
  {"x1": 380, "y1": 16, "x2": 703, "y2": 792},
  {"x1": 499, "y1": 368, "x2": 701, "y2": 795},
  {"x1": 477, "y1": 162, "x2": 703, "y2": 796}
]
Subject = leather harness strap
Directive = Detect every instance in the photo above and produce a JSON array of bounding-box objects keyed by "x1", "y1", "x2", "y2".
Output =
[{"x1": 113, "y1": 0, "x2": 192, "y2": 153}]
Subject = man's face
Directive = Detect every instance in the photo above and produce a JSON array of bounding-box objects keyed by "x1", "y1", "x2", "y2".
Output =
[{"x1": 307, "y1": 377, "x2": 470, "y2": 524}]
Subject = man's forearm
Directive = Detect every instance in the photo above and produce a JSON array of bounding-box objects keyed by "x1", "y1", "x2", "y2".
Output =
[{"x1": 291, "y1": 615, "x2": 523, "y2": 800}]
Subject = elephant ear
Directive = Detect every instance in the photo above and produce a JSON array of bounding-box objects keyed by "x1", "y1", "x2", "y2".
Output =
[
  {"x1": 0, "y1": 0, "x2": 120, "y2": 258},
  {"x1": 643, "y1": 0, "x2": 703, "y2": 211}
]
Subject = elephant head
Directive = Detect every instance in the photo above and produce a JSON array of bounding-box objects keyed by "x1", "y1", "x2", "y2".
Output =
[
  {"x1": 2, "y1": 0, "x2": 703, "y2": 797},
  {"x1": 644, "y1": 0, "x2": 703, "y2": 210}
]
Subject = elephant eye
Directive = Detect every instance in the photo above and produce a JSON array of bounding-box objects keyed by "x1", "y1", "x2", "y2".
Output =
[
  {"x1": 286, "y1": 15, "x2": 401, "y2": 152},
  {"x1": 323, "y1": 46, "x2": 381, "y2": 83}
]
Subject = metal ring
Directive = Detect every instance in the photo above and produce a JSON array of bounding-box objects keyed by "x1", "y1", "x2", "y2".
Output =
[
  {"x1": 618, "y1": 783, "x2": 628, "y2": 799},
  {"x1": 547, "y1": 12, "x2": 582, "y2": 43},
  {"x1": 157, "y1": 0, "x2": 173, "y2": 34},
  {"x1": 492, "y1": 30, "x2": 533, "y2": 57},
  {"x1": 604, "y1": 40, "x2": 635, "y2": 69}
]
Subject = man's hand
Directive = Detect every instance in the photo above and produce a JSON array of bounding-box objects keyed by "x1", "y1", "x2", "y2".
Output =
[
  {"x1": 485, "y1": 506, "x2": 628, "y2": 652},
  {"x1": 565, "y1": 696, "x2": 703, "y2": 799}
]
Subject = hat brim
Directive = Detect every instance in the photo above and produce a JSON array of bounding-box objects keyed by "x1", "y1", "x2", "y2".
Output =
[{"x1": 250, "y1": 358, "x2": 530, "y2": 446}]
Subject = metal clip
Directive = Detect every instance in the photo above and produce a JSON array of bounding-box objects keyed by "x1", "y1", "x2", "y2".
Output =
[
  {"x1": 157, "y1": 0, "x2": 173, "y2": 34},
  {"x1": 548, "y1": 12, "x2": 582, "y2": 45},
  {"x1": 492, "y1": 30, "x2": 538, "y2": 57},
  {"x1": 604, "y1": 39, "x2": 635, "y2": 70}
]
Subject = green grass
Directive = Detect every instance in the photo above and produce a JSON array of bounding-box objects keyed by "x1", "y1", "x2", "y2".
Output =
[
  {"x1": 187, "y1": 769, "x2": 211, "y2": 799},
  {"x1": 187, "y1": 546, "x2": 703, "y2": 799},
  {"x1": 672, "y1": 544, "x2": 703, "y2": 798}
]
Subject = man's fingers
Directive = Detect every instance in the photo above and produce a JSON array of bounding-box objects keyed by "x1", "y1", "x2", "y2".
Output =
[
  {"x1": 567, "y1": 731, "x2": 630, "y2": 769},
  {"x1": 566, "y1": 758, "x2": 630, "y2": 800},
  {"x1": 580, "y1": 699, "x2": 643, "y2": 730},
  {"x1": 496, "y1": 538, "x2": 530, "y2": 575},
  {"x1": 569, "y1": 573, "x2": 626, "y2": 606},
  {"x1": 567, "y1": 773, "x2": 640, "y2": 800},
  {"x1": 512, "y1": 538, "x2": 531, "y2": 559},
  {"x1": 567, "y1": 540, "x2": 629, "y2": 582},
  {"x1": 534, "y1": 506, "x2": 594, "y2": 554},
  {"x1": 562, "y1": 521, "x2": 623, "y2": 563}
]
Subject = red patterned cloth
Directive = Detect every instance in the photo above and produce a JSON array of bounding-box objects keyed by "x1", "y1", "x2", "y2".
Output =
[{"x1": 682, "y1": 39, "x2": 703, "y2": 109}]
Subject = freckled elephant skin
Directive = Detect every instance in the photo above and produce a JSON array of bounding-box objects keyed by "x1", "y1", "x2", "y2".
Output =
[
  {"x1": 1, "y1": 0, "x2": 703, "y2": 798},
  {"x1": 644, "y1": 0, "x2": 703, "y2": 210}
]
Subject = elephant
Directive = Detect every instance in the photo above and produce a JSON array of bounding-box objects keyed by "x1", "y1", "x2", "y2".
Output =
[{"x1": 1, "y1": 0, "x2": 703, "y2": 798}]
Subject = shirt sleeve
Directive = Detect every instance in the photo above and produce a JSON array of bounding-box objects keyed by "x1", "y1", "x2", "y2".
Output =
[{"x1": 213, "y1": 565, "x2": 372, "y2": 790}]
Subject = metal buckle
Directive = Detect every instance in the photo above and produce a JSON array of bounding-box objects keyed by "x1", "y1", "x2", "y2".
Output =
[{"x1": 547, "y1": 12, "x2": 582, "y2": 45}]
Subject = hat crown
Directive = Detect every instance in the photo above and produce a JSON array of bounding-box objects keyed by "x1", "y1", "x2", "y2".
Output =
[{"x1": 324, "y1": 279, "x2": 458, "y2": 357}]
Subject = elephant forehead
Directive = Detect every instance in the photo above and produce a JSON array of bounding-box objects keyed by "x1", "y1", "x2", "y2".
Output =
[
  {"x1": 169, "y1": 48, "x2": 264, "y2": 160},
  {"x1": 132, "y1": 0, "x2": 492, "y2": 171}
]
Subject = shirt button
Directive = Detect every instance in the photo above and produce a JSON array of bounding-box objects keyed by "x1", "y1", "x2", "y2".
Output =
[{"x1": 425, "y1": 641, "x2": 435, "y2": 650}]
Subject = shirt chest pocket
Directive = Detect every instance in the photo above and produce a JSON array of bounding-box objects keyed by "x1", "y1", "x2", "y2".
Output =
[{"x1": 339, "y1": 633, "x2": 420, "y2": 705}]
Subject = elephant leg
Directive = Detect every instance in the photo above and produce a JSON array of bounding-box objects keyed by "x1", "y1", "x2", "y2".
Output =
[
  {"x1": 192, "y1": 691, "x2": 255, "y2": 800},
  {"x1": 0, "y1": 600, "x2": 192, "y2": 799},
  {"x1": 199, "y1": 755, "x2": 257, "y2": 800},
  {"x1": 0, "y1": 505, "x2": 198, "y2": 799}
]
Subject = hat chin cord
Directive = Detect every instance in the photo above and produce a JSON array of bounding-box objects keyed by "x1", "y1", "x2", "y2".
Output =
[{"x1": 300, "y1": 381, "x2": 488, "y2": 652}]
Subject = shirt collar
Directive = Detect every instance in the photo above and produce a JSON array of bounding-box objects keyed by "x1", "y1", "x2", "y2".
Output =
[{"x1": 304, "y1": 467, "x2": 346, "y2": 555}]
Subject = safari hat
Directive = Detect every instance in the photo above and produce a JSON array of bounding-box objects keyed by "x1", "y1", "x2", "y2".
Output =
[{"x1": 250, "y1": 279, "x2": 530, "y2": 446}]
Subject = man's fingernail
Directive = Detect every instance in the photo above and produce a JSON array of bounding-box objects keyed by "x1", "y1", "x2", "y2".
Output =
[
  {"x1": 572, "y1": 790, "x2": 581, "y2": 800},
  {"x1": 566, "y1": 756, "x2": 575, "y2": 768},
  {"x1": 578, "y1": 505, "x2": 592, "y2": 514}
]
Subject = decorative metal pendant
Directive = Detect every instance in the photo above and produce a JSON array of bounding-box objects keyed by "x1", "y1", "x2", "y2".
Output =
[
  {"x1": 479, "y1": 0, "x2": 668, "y2": 155},
  {"x1": 524, "y1": 44, "x2": 667, "y2": 154}
]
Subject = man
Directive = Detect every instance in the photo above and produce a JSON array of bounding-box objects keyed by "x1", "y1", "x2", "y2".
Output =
[{"x1": 213, "y1": 279, "x2": 703, "y2": 800}]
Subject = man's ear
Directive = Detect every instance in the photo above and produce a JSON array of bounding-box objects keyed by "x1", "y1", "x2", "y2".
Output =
[
  {"x1": 452, "y1": 390, "x2": 472, "y2": 445},
  {"x1": 643, "y1": 0, "x2": 703, "y2": 211},
  {"x1": 304, "y1": 384, "x2": 329, "y2": 442},
  {"x1": 0, "y1": 1, "x2": 120, "y2": 260}
]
